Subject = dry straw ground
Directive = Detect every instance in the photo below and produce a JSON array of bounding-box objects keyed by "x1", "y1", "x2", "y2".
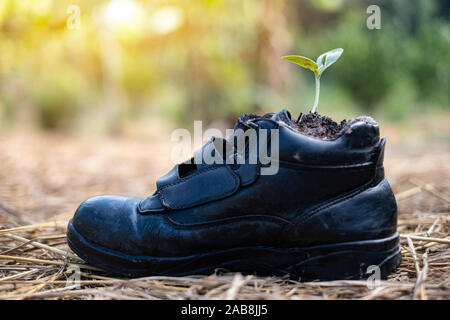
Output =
[{"x1": 0, "y1": 122, "x2": 449, "y2": 300}]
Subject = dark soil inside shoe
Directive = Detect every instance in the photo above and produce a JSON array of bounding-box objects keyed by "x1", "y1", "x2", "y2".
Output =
[{"x1": 293, "y1": 112, "x2": 347, "y2": 140}]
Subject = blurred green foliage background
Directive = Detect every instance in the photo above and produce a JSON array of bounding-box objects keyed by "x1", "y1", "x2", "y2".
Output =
[{"x1": 0, "y1": 0, "x2": 449, "y2": 132}]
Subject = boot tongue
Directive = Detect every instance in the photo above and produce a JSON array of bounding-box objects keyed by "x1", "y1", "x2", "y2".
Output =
[
  {"x1": 234, "y1": 109, "x2": 293, "y2": 131},
  {"x1": 233, "y1": 113, "x2": 259, "y2": 131},
  {"x1": 270, "y1": 109, "x2": 295, "y2": 127}
]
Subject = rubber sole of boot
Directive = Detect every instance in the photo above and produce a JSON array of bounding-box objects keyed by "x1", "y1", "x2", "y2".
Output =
[{"x1": 67, "y1": 220, "x2": 401, "y2": 281}]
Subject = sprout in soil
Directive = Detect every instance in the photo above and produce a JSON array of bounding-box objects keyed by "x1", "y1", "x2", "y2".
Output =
[{"x1": 282, "y1": 48, "x2": 343, "y2": 114}]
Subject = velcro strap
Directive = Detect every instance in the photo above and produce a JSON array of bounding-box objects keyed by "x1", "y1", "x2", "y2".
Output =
[
  {"x1": 140, "y1": 136, "x2": 260, "y2": 212},
  {"x1": 156, "y1": 138, "x2": 227, "y2": 191},
  {"x1": 138, "y1": 194, "x2": 165, "y2": 213},
  {"x1": 158, "y1": 165, "x2": 240, "y2": 210}
]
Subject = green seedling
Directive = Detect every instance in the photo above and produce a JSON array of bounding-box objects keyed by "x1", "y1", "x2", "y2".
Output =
[{"x1": 283, "y1": 48, "x2": 343, "y2": 113}]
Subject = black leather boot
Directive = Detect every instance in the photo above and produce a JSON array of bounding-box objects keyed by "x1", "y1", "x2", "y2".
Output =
[{"x1": 67, "y1": 109, "x2": 400, "y2": 280}]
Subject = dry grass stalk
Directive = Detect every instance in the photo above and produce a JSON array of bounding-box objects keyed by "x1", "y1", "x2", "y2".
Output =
[
  {"x1": 407, "y1": 237, "x2": 426, "y2": 300},
  {"x1": 3, "y1": 233, "x2": 82, "y2": 262},
  {"x1": 409, "y1": 179, "x2": 450, "y2": 204},
  {"x1": 0, "y1": 254, "x2": 103, "y2": 272},
  {"x1": 395, "y1": 187, "x2": 423, "y2": 201},
  {"x1": 400, "y1": 235, "x2": 450, "y2": 244}
]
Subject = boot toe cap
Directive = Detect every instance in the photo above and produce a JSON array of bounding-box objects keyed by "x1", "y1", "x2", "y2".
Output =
[{"x1": 71, "y1": 195, "x2": 143, "y2": 254}]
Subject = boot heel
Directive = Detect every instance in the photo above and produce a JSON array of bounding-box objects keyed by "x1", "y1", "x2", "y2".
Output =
[{"x1": 285, "y1": 233, "x2": 401, "y2": 281}]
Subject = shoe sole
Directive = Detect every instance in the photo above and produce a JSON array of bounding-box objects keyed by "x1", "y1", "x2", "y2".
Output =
[{"x1": 67, "y1": 220, "x2": 401, "y2": 281}]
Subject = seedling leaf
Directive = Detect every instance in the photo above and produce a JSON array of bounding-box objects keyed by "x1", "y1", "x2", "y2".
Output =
[
  {"x1": 282, "y1": 55, "x2": 318, "y2": 73},
  {"x1": 316, "y1": 48, "x2": 343, "y2": 76},
  {"x1": 282, "y1": 48, "x2": 344, "y2": 114}
]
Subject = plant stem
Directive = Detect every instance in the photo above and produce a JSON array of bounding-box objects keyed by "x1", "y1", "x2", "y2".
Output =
[{"x1": 311, "y1": 75, "x2": 320, "y2": 113}]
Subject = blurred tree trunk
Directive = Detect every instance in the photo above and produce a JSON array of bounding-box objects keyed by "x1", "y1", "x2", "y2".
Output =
[
  {"x1": 98, "y1": 21, "x2": 123, "y2": 135},
  {"x1": 253, "y1": 0, "x2": 292, "y2": 111}
]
